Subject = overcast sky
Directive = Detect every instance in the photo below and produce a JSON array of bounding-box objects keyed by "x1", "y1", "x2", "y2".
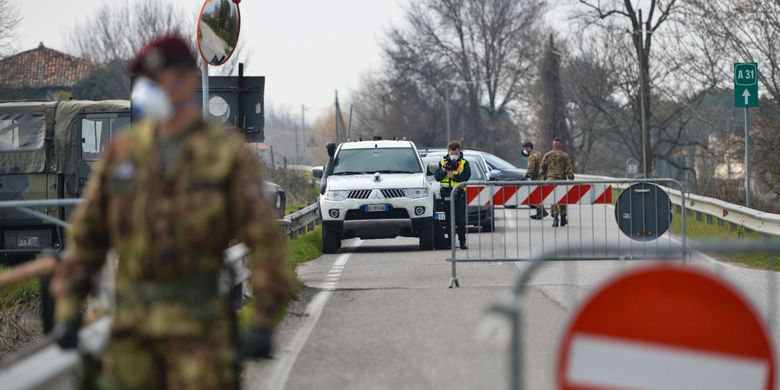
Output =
[{"x1": 14, "y1": 0, "x2": 407, "y2": 120}]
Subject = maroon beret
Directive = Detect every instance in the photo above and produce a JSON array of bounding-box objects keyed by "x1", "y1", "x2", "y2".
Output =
[
  {"x1": 522, "y1": 141, "x2": 533, "y2": 148},
  {"x1": 129, "y1": 34, "x2": 197, "y2": 77},
  {"x1": 553, "y1": 137, "x2": 562, "y2": 143}
]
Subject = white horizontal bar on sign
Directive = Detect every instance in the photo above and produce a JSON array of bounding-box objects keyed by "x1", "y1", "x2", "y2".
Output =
[{"x1": 566, "y1": 333, "x2": 769, "y2": 390}]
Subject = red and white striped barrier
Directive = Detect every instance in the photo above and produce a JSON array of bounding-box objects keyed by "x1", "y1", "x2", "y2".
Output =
[{"x1": 465, "y1": 184, "x2": 613, "y2": 207}]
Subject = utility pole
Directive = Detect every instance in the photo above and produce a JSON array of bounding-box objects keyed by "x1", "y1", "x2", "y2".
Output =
[
  {"x1": 300, "y1": 104, "x2": 306, "y2": 164},
  {"x1": 294, "y1": 124, "x2": 300, "y2": 165},
  {"x1": 445, "y1": 85, "x2": 451, "y2": 143},
  {"x1": 348, "y1": 104, "x2": 354, "y2": 140},
  {"x1": 639, "y1": 9, "x2": 649, "y2": 179}
]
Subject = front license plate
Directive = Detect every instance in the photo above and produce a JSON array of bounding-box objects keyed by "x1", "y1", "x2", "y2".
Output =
[
  {"x1": 17, "y1": 236, "x2": 40, "y2": 248},
  {"x1": 364, "y1": 204, "x2": 388, "y2": 212},
  {"x1": 435, "y1": 212, "x2": 446, "y2": 221}
]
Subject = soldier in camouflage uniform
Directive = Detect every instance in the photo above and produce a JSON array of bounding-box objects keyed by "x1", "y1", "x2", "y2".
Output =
[
  {"x1": 521, "y1": 141, "x2": 548, "y2": 220},
  {"x1": 540, "y1": 137, "x2": 574, "y2": 227},
  {"x1": 50, "y1": 35, "x2": 293, "y2": 389}
]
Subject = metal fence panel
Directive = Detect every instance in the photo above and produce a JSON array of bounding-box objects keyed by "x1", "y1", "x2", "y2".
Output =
[{"x1": 448, "y1": 179, "x2": 687, "y2": 288}]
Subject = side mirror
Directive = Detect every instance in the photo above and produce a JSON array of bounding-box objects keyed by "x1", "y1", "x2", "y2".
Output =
[
  {"x1": 312, "y1": 166, "x2": 324, "y2": 179},
  {"x1": 488, "y1": 170, "x2": 502, "y2": 180},
  {"x1": 426, "y1": 163, "x2": 438, "y2": 176}
]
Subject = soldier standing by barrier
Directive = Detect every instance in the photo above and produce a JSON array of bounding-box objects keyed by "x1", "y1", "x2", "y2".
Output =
[
  {"x1": 541, "y1": 137, "x2": 574, "y2": 227},
  {"x1": 521, "y1": 141, "x2": 548, "y2": 220},
  {"x1": 50, "y1": 35, "x2": 293, "y2": 389}
]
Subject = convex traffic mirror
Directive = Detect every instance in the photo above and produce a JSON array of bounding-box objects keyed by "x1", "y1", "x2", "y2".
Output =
[{"x1": 197, "y1": 0, "x2": 241, "y2": 66}]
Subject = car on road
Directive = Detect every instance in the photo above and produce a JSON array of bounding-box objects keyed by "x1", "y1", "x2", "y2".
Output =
[
  {"x1": 314, "y1": 140, "x2": 436, "y2": 253},
  {"x1": 479, "y1": 151, "x2": 526, "y2": 180},
  {"x1": 422, "y1": 152, "x2": 497, "y2": 248}
]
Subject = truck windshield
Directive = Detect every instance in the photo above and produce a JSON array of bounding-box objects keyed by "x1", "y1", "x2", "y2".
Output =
[
  {"x1": 0, "y1": 113, "x2": 45, "y2": 151},
  {"x1": 332, "y1": 147, "x2": 422, "y2": 175}
]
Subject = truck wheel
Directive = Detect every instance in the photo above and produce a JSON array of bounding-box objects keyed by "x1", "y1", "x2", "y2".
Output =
[
  {"x1": 322, "y1": 227, "x2": 340, "y2": 254},
  {"x1": 418, "y1": 224, "x2": 435, "y2": 251}
]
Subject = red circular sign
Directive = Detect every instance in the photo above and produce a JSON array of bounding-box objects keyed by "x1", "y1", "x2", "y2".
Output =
[{"x1": 558, "y1": 265, "x2": 775, "y2": 390}]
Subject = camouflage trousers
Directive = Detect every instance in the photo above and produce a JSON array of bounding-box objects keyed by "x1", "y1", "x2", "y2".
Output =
[
  {"x1": 91, "y1": 335, "x2": 238, "y2": 390},
  {"x1": 550, "y1": 204, "x2": 567, "y2": 217}
]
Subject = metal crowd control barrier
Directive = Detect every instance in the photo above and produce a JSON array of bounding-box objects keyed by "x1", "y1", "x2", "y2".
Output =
[
  {"x1": 489, "y1": 241, "x2": 780, "y2": 390},
  {"x1": 448, "y1": 179, "x2": 687, "y2": 287}
]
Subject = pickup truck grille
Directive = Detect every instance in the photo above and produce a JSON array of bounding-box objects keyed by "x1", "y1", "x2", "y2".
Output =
[
  {"x1": 348, "y1": 190, "x2": 372, "y2": 199},
  {"x1": 348, "y1": 189, "x2": 406, "y2": 199},
  {"x1": 381, "y1": 189, "x2": 405, "y2": 198}
]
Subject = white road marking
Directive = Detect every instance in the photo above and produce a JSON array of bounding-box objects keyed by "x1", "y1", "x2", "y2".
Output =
[
  {"x1": 567, "y1": 333, "x2": 769, "y2": 390},
  {"x1": 262, "y1": 240, "x2": 362, "y2": 390}
]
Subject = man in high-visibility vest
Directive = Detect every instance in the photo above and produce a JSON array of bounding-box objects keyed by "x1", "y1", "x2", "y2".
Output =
[{"x1": 434, "y1": 141, "x2": 472, "y2": 249}]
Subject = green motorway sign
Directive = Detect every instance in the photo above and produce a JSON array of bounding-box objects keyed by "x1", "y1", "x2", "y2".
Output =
[{"x1": 734, "y1": 63, "x2": 758, "y2": 108}]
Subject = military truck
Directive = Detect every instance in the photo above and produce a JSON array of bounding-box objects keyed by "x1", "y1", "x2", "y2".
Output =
[
  {"x1": 0, "y1": 100, "x2": 131, "y2": 262},
  {"x1": 0, "y1": 100, "x2": 286, "y2": 263}
]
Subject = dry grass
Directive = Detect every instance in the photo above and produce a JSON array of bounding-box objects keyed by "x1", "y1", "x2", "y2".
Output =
[{"x1": 0, "y1": 270, "x2": 43, "y2": 358}]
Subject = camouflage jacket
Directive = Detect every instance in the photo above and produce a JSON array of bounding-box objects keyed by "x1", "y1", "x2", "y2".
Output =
[
  {"x1": 54, "y1": 119, "x2": 293, "y2": 337},
  {"x1": 540, "y1": 150, "x2": 574, "y2": 180},
  {"x1": 523, "y1": 150, "x2": 542, "y2": 180}
]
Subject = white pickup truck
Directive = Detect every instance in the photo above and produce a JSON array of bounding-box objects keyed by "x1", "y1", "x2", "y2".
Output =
[{"x1": 313, "y1": 140, "x2": 436, "y2": 253}]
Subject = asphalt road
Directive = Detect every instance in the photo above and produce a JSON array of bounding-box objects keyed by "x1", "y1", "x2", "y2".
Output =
[{"x1": 245, "y1": 204, "x2": 780, "y2": 389}]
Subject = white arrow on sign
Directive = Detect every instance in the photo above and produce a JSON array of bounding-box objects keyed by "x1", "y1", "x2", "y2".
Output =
[{"x1": 743, "y1": 89, "x2": 751, "y2": 105}]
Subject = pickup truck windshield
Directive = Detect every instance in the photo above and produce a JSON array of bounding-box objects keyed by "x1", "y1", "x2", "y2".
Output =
[
  {"x1": 0, "y1": 113, "x2": 44, "y2": 151},
  {"x1": 332, "y1": 147, "x2": 422, "y2": 175}
]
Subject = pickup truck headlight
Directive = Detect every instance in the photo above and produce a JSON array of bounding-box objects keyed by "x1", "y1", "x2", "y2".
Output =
[
  {"x1": 404, "y1": 188, "x2": 429, "y2": 199},
  {"x1": 324, "y1": 190, "x2": 349, "y2": 201}
]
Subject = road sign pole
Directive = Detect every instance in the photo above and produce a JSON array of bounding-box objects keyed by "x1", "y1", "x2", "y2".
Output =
[
  {"x1": 201, "y1": 61, "x2": 209, "y2": 119},
  {"x1": 745, "y1": 107, "x2": 750, "y2": 208}
]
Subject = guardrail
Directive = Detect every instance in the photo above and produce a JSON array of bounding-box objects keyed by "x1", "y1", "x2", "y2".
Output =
[{"x1": 280, "y1": 203, "x2": 320, "y2": 239}]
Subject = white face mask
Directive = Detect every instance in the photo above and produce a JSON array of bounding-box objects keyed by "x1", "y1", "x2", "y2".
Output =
[
  {"x1": 131, "y1": 77, "x2": 173, "y2": 121},
  {"x1": 521, "y1": 149, "x2": 530, "y2": 157},
  {"x1": 449, "y1": 154, "x2": 459, "y2": 161}
]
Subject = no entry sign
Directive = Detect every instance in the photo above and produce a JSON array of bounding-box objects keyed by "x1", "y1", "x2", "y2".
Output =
[{"x1": 558, "y1": 266, "x2": 775, "y2": 390}]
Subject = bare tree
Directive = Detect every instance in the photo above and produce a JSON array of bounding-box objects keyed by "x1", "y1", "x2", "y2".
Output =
[
  {"x1": 356, "y1": 0, "x2": 546, "y2": 158},
  {"x1": 535, "y1": 34, "x2": 572, "y2": 163},
  {"x1": 574, "y1": 0, "x2": 677, "y2": 176},
  {"x1": 68, "y1": 0, "x2": 190, "y2": 64},
  {"x1": 0, "y1": 0, "x2": 20, "y2": 57}
]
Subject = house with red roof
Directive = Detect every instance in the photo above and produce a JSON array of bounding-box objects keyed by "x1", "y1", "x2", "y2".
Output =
[{"x1": 0, "y1": 43, "x2": 98, "y2": 101}]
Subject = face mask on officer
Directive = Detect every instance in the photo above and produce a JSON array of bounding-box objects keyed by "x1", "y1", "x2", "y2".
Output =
[
  {"x1": 521, "y1": 149, "x2": 530, "y2": 157},
  {"x1": 131, "y1": 77, "x2": 173, "y2": 121},
  {"x1": 449, "y1": 153, "x2": 459, "y2": 161}
]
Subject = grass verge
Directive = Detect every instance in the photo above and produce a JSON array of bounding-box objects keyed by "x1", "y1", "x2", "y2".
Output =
[{"x1": 668, "y1": 210, "x2": 780, "y2": 270}]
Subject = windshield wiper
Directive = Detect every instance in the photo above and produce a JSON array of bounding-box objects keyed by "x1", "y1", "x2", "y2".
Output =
[{"x1": 375, "y1": 170, "x2": 416, "y2": 174}]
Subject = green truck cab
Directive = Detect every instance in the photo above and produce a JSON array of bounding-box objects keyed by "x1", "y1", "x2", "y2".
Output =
[{"x1": 0, "y1": 100, "x2": 130, "y2": 262}]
